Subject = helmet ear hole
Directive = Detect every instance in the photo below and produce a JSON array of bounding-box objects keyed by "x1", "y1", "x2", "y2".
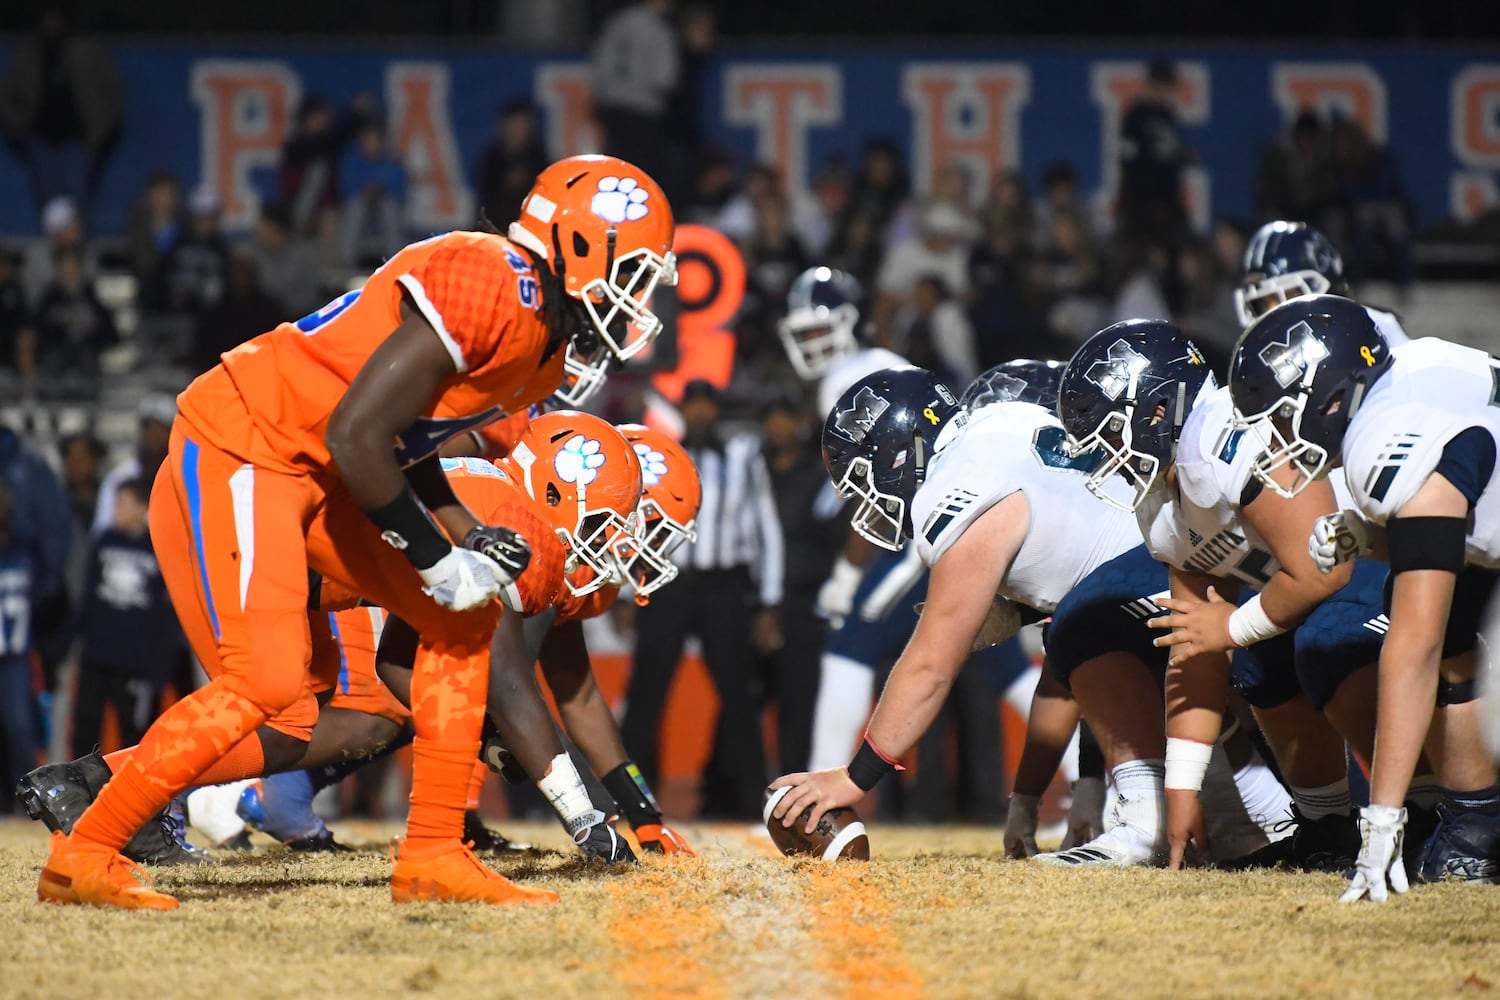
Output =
[
  {"x1": 546, "y1": 482, "x2": 562, "y2": 507},
  {"x1": 573, "y1": 231, "x2": 590, "y2": 258}
]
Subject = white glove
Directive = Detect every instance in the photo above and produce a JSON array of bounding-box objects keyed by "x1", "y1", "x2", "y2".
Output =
[
  {"x1": 417, "y1": 547, "x2": 508, "y2": 611},
  {"x1": 1341, "y1": 804, "x2": 1409, "y2": 903},
  {"x1": 1309, "y1": 510, "x2": 1372, "y2": 575},
  {"x1": 816, "y1": 556, "x2": 862, "y2": 627},
  {"x1": 1004, "y1": 793, "x2": 1040, "y2": 859}
]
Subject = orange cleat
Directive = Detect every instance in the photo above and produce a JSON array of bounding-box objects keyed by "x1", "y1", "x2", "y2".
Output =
[
  {"x1": 389, "y1": 838, "x2": 560, "y2": 906},
  {"x1": 635, "y1": 823, "x2": 697, "y2": 857},
  {"x1": 37, "y1": 832, "x2": 180, "y2": 911}
]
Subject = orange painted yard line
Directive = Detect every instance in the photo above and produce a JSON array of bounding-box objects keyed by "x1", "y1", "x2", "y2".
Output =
[
  {"x1": 804, "y1": 864, "x2": 925, "y2": 1000},
  {"x1": 606, "y1": 865, "x2": 728, "y2": 999}
]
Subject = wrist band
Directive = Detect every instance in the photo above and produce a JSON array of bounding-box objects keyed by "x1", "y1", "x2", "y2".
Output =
[
  {"x1": 1227, "y1": 594, "x2": 1287, "y2": 648},
  {"x1": 365, "y1": 488, "x2": 450, "y2": 570},
  {"x1": 602, "y1": 762, "x2": 662, "y2": 827},
  {"x1": 846, "y1": 735, "x2": 905, "y2": 792},
  {"x1": 1164, "y1": 737, "x2": 1214, "y2": 791}
]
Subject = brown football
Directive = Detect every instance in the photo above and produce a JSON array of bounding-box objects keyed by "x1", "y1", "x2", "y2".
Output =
[{"x1": 762, "y1": 786, "x2": 870, "y2": 860}]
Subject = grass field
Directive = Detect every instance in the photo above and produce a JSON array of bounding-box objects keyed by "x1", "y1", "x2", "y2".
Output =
[{"x1": 2, "y1": 818, "x2": 1498, "y2": 999}]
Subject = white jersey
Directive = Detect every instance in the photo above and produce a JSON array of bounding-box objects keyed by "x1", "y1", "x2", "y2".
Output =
[
  {"x1": 1137, "y1": 385, "x2": 1354, "y2": 590},
  {"x1": 1342, "y1": 337, "x2": 1500, "y2": 567},
  {"x1": 1366, "y1": 305, "x2": 1408, "y2": 347},
  {"x1": 817, "y1": 347, "x2": 910, "y2": 418},
  {"x1": 910, "y1": 401, "x2": 1141, "y2": 613}
]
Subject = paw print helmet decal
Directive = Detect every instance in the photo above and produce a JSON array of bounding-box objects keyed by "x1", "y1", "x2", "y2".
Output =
[
  {"x1": 508, "y1": 155, "x2": 677, "y2": 407},
  {"x1": 615, "y1": 424, "x2": 701, "y2": 604},
  {"x1": 502, "y1": 410, "x2": 644, "y2": 596}
]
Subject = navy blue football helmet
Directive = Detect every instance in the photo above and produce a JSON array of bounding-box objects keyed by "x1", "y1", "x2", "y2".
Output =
[
  {"x1": 1228, "y1": 294, "x2": 1392, "y2": 498},
  {"x1": 822, "y1": 366, "x2": 960, "y2": 550},
  {"x1": 1057, "y1": 320, "x2": 1215, "y2": 512},
  {"x1": 779, "y1": 266, "x2": 864, "y2": 379},
  {"x1": 959, "y1": 359, "x2": 1064, "y2": 414},
  {"x1": 1235, "y1": 221, "x2": 1349, "y2": 327}
]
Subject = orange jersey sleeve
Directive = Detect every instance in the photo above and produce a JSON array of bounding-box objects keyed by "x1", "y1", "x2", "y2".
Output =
[
  {"x1": 193, "y1": 232, "x2": 564, "y2": 473},
  {"x1": 441, "y1": 457, "x2": 566, "y2": 616}
]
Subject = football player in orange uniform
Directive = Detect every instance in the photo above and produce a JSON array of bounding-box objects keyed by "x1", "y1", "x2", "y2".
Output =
[{"x1": 35, "y1": 155, "x2": 676, "y2": 910}]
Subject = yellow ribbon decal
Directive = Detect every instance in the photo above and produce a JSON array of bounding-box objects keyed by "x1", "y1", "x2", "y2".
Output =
[
  {"x1": 922, "y1": 406, "x2": 940, "y2": 425},
  {"x1": 1360, "y1": 345, "x2": 1376, "y2": 367}
]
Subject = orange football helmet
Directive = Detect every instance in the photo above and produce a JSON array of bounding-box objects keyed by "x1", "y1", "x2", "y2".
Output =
[
  {"x1": 508, "y1": 155, "x2": 677, "y2": 407},
  {"x1": 501, "y1": 410, "x2": 643, "y2": 596},
  {"x1": 613, "y1": 424, "x2": 700, "y2": 603}
]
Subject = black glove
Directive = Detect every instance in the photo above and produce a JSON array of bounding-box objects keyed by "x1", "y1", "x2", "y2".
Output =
[{"x1": 463, "y1": 525, "x2": 531, "y2": 583}]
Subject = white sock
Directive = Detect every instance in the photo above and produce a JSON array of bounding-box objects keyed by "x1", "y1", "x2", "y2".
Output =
[
  {"x1": 1108, "y1": 759, "x2": 1164, "y2": 840},
  {"x1": 1229, "y1": 750, "x2": 1293, "y2": 826},
  {"x1": 807, "y1": 653, "x2": 876, "y2": 771},
  {"x1": 537, "y1": 753, "x2": 600, "y2": 839},
  {"x1": 1290, "y1": 778, "x2": 1352, "y2": 821},
  {"x1": 1408, "y1": 773, "x2": 1441, "y2": 810}
]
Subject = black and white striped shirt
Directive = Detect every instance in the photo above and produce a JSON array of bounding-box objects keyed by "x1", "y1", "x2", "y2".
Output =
[{"x1": 678, "y1": 433, "x2": 785, "y2": 607}]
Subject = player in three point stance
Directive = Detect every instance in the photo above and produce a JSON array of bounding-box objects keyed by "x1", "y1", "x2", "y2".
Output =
[
  {"x1": 767, "y1": 364, "x2": 1282, "y2": 864},
  {"x1": 1228, "y1": 294, "x2": 1500, "y2": 900},
  {"x1": 34, "y1": 154, "x2": 676, "y2": 910},
  {"x1": 1235, "y1": 220, "x2": 1408, "y2": 343},
  {"x1": 1059, "y1": 319, "x2": 1397, "y2": 872}
]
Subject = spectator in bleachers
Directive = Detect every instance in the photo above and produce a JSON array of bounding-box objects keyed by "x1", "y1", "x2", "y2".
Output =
[
  {"x1": 1109, "y1": 239, "x2": 1174, "y2": 325},
  {"x1": 977, "y1": 168, "x2": 1030, "y2": 250},
  {"x1": 739, "y1": 185, "x2": 809, "y2": 317},
  {"x1": 1255, "y1": 110, "x2": 1336, "y2": 228},
  {"x1": 22, "y1": 196, "x2": 93, "y2": 307},
  {"x1": 248, "y1": 201, "x2": 325, "y2": 318},
  {"x1": 662, "y1": 2, "x2": 716, "y2": 203},
  {"x1": 57, "y1": 431, "x2": 104, "y2": 596},
  {"x1": 681, "y1": 145, "x2": 737, "y2": 226},
  {"x1": 1031, "y1": 208, "x2": 1107, "y2": 344},
  {"x1": 124, "y1": 170, "x2": 184, "y2": 283},
  {"x1": 590, "y1": 0, "x2": 680, "y2": 186},
  {"x1": 339, "y1": 118, "x2": 407, "y2": 268},
  {"x1": 759, "y1": 395, "x2": 842, "y2": 774},
  {"x1": 92, "y1": 394, "x2": 174, "y2": 535},
  {"x1": 0, "y1": 478, "x2": 38, "y2": 802},
  {"x1": 1032, "y1": 161, "x2": 1092, "y2": 253},
  {"x1": 893, "y1": 275, "x2": 979, "y2": 386},
  {"x1": 0, "y1": 250, "x2": 29, "y2": 379},
  {"x1": 790, "y1": 155, "x2": 852, "y2": 260},
  {"x1": 0, "y1": 422, "x2": 72, "y2": 654},
  {"x1": 476, "y1": 100, "x2": 549, "y2": 223},
  {"x1": 714, "y1": 163, "x2": 782, "y2": 242},
  {"x1": 71, "y1": 477, "x2": 179, "y2": 758},
  {"x1": 874, "y1": 201, "x2": 978, "y2": 340},
  {"x1": 888, "y1": 160, "x2": 974, "y2": 245},
  {"x1": 1329, "y1": 118, "x2": 1414, "y2": 289},
  {"x1": 26, "y1": 245, "x2": 117, "y2": 398},
  {"x1": 1117, "y1": 57, "x2": 1187, "y2": 245},
  {"x1": 192, "y1": 250, "x2": 287, "y2": 376},
  {"x1": 1174, "y1": 237, "x2": 1240, "y2": 373},
  {"x1": 0, "y1": 3, "x2": 123, "y2": 227},
  {"x1": 146, "y1": 187, "x2": 230, "y2": 318},
  {"x1": 832, "y1": 138, "x2": 908, "y2": 250},
  {"x1": 967, "y1": 215, "x2": 1038, "y2": 368},
  {"x1": 277, "y1": 93, "x2": 376, "y2": 240}
]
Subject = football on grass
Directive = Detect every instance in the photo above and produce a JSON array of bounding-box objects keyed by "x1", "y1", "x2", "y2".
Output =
[{"x1": 762, "y1": 786, "x2": 870, "y2": 860}]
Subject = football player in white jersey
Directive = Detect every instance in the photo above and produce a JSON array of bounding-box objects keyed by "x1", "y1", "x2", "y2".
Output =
[
  {"x1": 1229, "y1": 294, "x2": 1500, "y2": 900},
  {"x1": 767, "y1": 365, "x2": 1281, "y2": 865},
  {"x1": 1237, "y1": 220, "x2": 1408, "y2": 345},
  {"x1": 1059, "y1": 318, "x2": 1405, "y2": 873}
]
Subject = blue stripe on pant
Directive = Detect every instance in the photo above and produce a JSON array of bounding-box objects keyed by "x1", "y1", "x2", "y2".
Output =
[{"x1": 182, "y1": 438, "x2": 222, "y2": 640}]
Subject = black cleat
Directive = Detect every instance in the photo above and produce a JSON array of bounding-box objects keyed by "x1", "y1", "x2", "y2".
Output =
[
  {"x1": 15, "y1": 752, "x2": 113, "y2": 833},
  {"x1": 125, "y1": 805, "x2": 213, "y2": 867},
  {"x1": 285, "y1": 828, "x2": 354, "y2": 853},
  {"x1": 1414, "y1": 804, "x2": 1500, "y2": 884},
  {"x1": 1218, "y1": 808, "x2": 1359, "y2": 873},
  {"x1": 1402, "y1": 802, "x2": 1439, "y2": 876},
  {"x1": 463, "y1": 810, "x2": 532, "y2": 854}
]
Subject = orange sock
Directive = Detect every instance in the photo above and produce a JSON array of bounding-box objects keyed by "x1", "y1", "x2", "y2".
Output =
[
  {"x1": 71, "y1": 680, "x2": 269, "y2": 851},
  {"x1": 466, "y1": 760, "x2": 488, "y2": 811},
  {"x1": 104, "y1": 748, "x2": 137, "y2": 773},
  {"x1": 192, "y1": 734, "x2": 267, "y2": 786},
  {"x1": 405, "y1": 642, "x2": 488, "y2": 847}
]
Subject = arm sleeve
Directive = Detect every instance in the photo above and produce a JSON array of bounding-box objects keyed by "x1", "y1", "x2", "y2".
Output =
[
  {"x1": 396, "y1": 240, "x2": 511, "y2": 376},
  {"x1": 1433, "y1": 427, "x2": 1497, "y2": 511},
  {"x1": 747, "y1": 449, "x2": 785, "y2": 607}
]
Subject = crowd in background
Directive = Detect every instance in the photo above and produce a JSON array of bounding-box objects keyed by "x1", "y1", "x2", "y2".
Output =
[{"x1": 0, "y1": 0, "x2": 1433, "y2": 820}]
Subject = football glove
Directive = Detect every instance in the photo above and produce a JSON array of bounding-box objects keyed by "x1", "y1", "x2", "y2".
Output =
[
  {"x1": 816, "y1": 556, "x2": 862, "y2": 627},
  {"x1": 463, "y1": 524, "x2": 531, "y2": 582},
  {"x1": 418, "y1": 547, "x2": 508, "y2": 611},
  {"x1": 1341, "y1": 804, "x2": 1408, "y2": 903},
  {"x1": 569, "y1": 810, "x2": 638, "y2": 864},
  {"x1": 635, "y1": 823, "x2": 697, "y2": 857},
  {"x1": 1004, "y1": 793, "x2": 1040, "y2": 859},
  {"x1": 1309, "y1": 510, "x2": 1372, "y2": 575}
]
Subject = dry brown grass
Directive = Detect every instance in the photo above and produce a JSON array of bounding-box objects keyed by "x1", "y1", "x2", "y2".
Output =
[{"x1": 1, "y1": 818, "x2": 1497, "y2": 999}]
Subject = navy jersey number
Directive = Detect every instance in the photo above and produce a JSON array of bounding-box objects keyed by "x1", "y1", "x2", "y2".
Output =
[
  {"x1": 1032, "y1": 425, "x2": 1104, "y2": 474},
  {"x1": 393, "y1": 408, "x2": 505, "y2": 467}
]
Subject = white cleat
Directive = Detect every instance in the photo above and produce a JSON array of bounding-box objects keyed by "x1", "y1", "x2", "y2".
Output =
[
  {"x1": 184, "y1": 780, "x2": 255, "y2": 848},
  {"x1": 1035, "y1": 821, "x2": 1167, "y2": 868}
]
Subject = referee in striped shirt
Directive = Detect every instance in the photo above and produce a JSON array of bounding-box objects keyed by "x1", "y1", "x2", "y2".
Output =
[{"x1": 623, "y1": 381, "x2": 785, "y2": 819}]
